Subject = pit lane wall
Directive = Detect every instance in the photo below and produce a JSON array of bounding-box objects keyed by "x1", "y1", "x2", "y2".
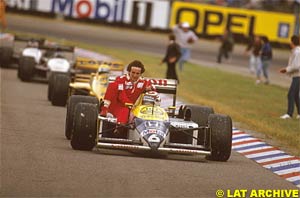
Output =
[{"x1": 6, "y1": 0, "x2": 299, "y2": 45}]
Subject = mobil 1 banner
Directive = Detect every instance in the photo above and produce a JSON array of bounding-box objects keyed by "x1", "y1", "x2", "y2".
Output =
[{"x1": 6, "y1": 0, "x2": 170, "y2": 30}]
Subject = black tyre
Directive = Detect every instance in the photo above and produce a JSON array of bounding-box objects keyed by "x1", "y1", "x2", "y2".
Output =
[
  {"x1": 48, "y1": 72, "x2": 57, "y2": 101},
  {"x1": 51, "y1": 74, "x2": 70, "y2": 106},
  {"x1": 71, "y1": 103, "x2": 97, "y2": 150},
  {"x1": 206, "y1": 114, "x2": 232, "y2": 162},
  {"x1": 65, "y1": 95, "x2": 99, "y2": 140},
  {"x1": 18, "y1": 56, "x2": 35, "y2": 81},
  {"x1": 171, "y1": 105, "x2": 214, "y2": 144},
  {"x1": 0, "y1": 47, "x2": 13, "y2": 68},
  {"x1": 184, "y1": 105, "x2": 214, "y2": 126}
]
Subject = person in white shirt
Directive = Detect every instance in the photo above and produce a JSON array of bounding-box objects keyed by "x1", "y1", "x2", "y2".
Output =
[
  {"x1": 172, "y1": 22, "x2": 198, "y2": 71},
  {"x1": 279, "y1": 35, "x2": 300, "y2": 119}
]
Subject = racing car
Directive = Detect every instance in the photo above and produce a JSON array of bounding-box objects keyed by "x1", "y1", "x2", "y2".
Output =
[
  {"x1": 17, "y1": 43, "x2": 75, "y2": 82},
  {"x1": 0, "y1": 35, "x2": 45, "y2": 68},
  {"x1": 67, "y1": 57, "x2": 124, "y2": 97},
  {"x1": 68, "y1": 78, "x2": 233, "y2": 162},
  {"x1": 63, "y1": 60, "x2": 124, "y2": 139},
  {"x1": 49, "y1": 57, "x2": 124, "y2": 107}
]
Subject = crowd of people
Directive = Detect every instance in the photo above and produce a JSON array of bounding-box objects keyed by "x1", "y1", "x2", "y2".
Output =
[
  {"x1": 182, "y1": 0, "x2": 297, "y2": 13},
  {"x1": 244, "y1": 34, "x2": 273, "y2": 85}
]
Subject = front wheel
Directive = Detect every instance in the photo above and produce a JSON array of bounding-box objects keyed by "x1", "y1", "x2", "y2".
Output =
[
  {"x1": 70, "y1": 103, "x2": 98, "y2": 151},
  {"x1": 206, "y1": 114, "x2": 232, "y2": 162},
  {"x1": 48, "y1": 72, "x2": 57, "y2": 101},
  {"x1": 0, "y1": 47, "x2": 13, "y2": 68},
  {"x1": 18, "y1": 56, "x2": 35, "y2": 81},
  {"x1": 65, "y1": 95, "x2": 99, "y2": 140},
  {"x1": 51, "y1": 73, "x2": 70, "y2": 106}
]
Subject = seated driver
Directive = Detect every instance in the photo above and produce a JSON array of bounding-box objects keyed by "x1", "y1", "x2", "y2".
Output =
[
  {"x1": 27, "y1": 40, "x2": 39, "y2": 48},
  {"x1": 142, "y1": 91, "x2": 161, "y2": 106},
  {"x1": 100, "y1": 60, "x2": 155, "y2": 124},
  {"x1": 97, "y1": 64, "x2": 110, "y2": 74}
]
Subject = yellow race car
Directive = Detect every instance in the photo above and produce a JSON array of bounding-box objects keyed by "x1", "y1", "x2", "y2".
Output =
[
  {"x1": 69, "y1": 78, "x2": 233, "y2": 162},
  {"x1": 48, "y1": 57, "x2": 124, "y2": 106},
  {"x1": 62, "y1": 58, "x2": 124, "y2": 140}
]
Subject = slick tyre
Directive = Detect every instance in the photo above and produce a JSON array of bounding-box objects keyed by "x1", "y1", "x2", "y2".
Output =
[
  {"x1": 18, "y1": 56, "x2": 35, "y2": 82},
  {"x1": 171, "y1": 105, "x2": 214, "y2": 144},
  {"x1": 71, "y1": 103, "x2": 97, "y2": 151},
  {"x1": 206, "y1": 114, "x2": 232, "y2": 162},
  {"x1": 48, "y1": 72, "x2": 57, "y2": 101},
  {"x1": 0, "y1": 47, "x2": 13, "y2": 68},
  {"x1": 183, "y1": 105, "x2": 214, "y2": 126},
  {"x1": 65, "y1": 95, "x2": 98, "y2": 140},
  {"x1": 51, "y1": 74, "x2": 70, "y2": 106}
]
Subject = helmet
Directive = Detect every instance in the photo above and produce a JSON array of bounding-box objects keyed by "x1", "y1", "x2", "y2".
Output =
[
  {"x1": 98, "y1": 64, "x2": 110, "y2": 74},
  {"x1": 142, "y1": 91, "x2": 161, "y2": 106},
  {"x1": 27, "y1": 41, "x2": 39, "y2": 48},
  {"x1": 54, "y1": 53, "x2": 65, "y2": 58}
]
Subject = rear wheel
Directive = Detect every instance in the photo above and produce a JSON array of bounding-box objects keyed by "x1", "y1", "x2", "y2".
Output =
[
  {"x1": 65, "y1": 95, "x2": 99, "y2": 140},
  {"x1": 171, "y1": 105, "x2": 214, "y2": 144},
  {"x1": 184, "y1": 105, "x2": 214, "y2": 146},
  {"x1": 184, "y1": 105, "x2": 214, "y2": 126},
  {"x1": 0, "y1": 47, "x2": 13, "y2": 68},
  {"x1": 206, "y1": 114, "x2": 232, "y2": 162},
  {"x1": 18, "y1": 56, "x2": 35, "y2": 81},
  {"x1": 71, "y1": 103, "x2": 98, "y2": 150},
  {"x1": 51, "y1": 74, "x2": 70, "y2": 106}
]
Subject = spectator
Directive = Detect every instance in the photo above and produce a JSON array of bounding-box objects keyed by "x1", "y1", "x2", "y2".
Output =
[
  {"x1": 245, "y1": 35, "x2": 262, "y2": 84},
  {"x1": 279, "y1": 35, "x2": 300, "y2": 119},
  {"x1": 173, "y1": 22, "x2": 199, "y2": 71},
  {"x1": 0, "y1": 0, "x2": 7, "y2": 32},
  {"x1": 217, "y1": 28, "x2": 234, "y2": 63},
  {"x1": 100, "y1": 60, "x2": 154, "y2": 124},
  {"x1": 259, "y1": 36, "x2": 272, "y2": 84},
  {"x1": 160, "y1": 34, "x2": 181, "y2": 83},
  {"x1": 245, "y1": 0, "x2": 262, "y2": 9}
]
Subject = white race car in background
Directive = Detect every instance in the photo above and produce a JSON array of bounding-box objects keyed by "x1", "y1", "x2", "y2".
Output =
[
  {"x1": 0, "y1": 35, "x2": 45, "y2": 68},
  {"x1": 17, "y1": 44, "x2": 75, "y2": 82}
]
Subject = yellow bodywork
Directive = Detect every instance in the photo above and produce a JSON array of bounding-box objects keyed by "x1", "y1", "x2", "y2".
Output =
[
  {"x1": 69, "y1": 57, "x2": 124, "y2": 101},
  {"x1": 70, "y1": 63, "x2": 118, "y2": 101},
  {"x1": 89, "y1": 72, "x2": 109, "y2": 100},
  {"x1": 131, "y1": 93, "x2": 169, "y2": 121},
  {"x1": 75, "y1": 57, "x2": 124, "y2": 72}
]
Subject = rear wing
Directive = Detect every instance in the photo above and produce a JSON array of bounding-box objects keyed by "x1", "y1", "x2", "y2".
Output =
[
  {"x1": 108, "y1": 77, "x2": 178, "y2": 106},
  {"x1": 14, "y1": 35, "x2": 45, "y2": 46},
  {"x1": 75, "y1": 57, "x2": 124, "y2": 71},
  {"x1": 39, "y1": 44, "x2": 75, "y2": 52}
]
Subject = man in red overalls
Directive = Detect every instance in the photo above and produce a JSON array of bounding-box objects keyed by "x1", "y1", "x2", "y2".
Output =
[{"x1": 101, "y1": 60, "x2": 154, "y2": 124}]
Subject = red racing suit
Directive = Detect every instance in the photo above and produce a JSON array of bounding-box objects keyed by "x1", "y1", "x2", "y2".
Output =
[{"x1": 102, "y1": 74, "x2": 154, "y2": 124}]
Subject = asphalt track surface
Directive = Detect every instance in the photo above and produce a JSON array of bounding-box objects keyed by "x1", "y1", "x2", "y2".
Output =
[{"x1": 1, "y1": 14, "x2": 298, "y2": 197}]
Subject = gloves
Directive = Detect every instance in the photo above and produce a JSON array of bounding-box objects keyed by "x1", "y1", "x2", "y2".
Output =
[
  {"x1": 100, "y1": 106, "x2": 108, "y2": 117},
  {"x1": 187, "y1": 37, "x2": 194, "y2": 44}
]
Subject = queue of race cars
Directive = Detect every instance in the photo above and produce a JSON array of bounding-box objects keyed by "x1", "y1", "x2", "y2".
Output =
[{"x1": 0, "y1": 35, "x2": 233, "y2": 162}]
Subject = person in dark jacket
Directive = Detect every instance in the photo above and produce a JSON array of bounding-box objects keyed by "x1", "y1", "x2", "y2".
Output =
[
  {"x1": 160, "y1": 34, "x2": 181, "y2": 83},
  {"x1": 217, "y1": 28, "x2": 234, "y2": 63},
  {"x1": 259, "y1": 36, "x2": 272, "y2": 84}
]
